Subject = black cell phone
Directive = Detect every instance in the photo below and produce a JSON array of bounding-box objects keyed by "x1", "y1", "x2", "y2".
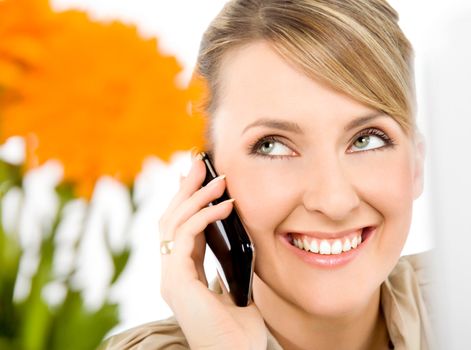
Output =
[{"x1": 200, "y1": 151, "x2": 255, "y2": 307}]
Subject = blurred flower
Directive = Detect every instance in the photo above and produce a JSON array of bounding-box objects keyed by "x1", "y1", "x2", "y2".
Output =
[
  {"x1": 0, "y1": 0, "x2": 52, "y2": 94},
  {"x1": 0, "y1": 0, "x2": 206, "y2": 198}
]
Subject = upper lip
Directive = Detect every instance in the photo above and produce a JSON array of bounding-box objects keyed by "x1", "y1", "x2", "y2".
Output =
[{"x1": 281, "y1": 226, "x2": 373, "y2": 240}]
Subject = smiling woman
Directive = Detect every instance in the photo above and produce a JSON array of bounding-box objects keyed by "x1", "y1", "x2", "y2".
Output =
[{"x1": 100, "y1": 1, "x2": 432, "y2": 350}]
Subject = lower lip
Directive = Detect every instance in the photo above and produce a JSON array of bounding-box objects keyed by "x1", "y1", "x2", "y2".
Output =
[{"x1": 280, "y1": 227, "x2": 376, "y2": 269}]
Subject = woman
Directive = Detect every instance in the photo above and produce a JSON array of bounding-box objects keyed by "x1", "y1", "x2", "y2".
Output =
[{"x1": 101, "y1": 0, "x2": 432, "y2": 349}]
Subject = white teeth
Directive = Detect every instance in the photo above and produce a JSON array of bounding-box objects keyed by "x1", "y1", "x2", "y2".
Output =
[
  {"x1": 291, "y1": 231, "x2": 364, "y2": 255},
  {"x1": 296, "y1": 239, "x2": 303, "y2": 249},
  {"x1": 351, "y1": 236, "x2": 358, "y2": 249},
  {"x1": 302, "y1": 237, "x2": 310, "y2": 251},
  {"x1": 310, "y1": 239, "x2": 319, "y2": 253},
  {"x1": 331, "y1": 240, "x2": 342, "y2": 254},
  {"x1": 343, "y1": 238, "x2": 352, "y2": 252},
  {"x1": 319, "y1": 240, "x2": 331, "y2": 255}
]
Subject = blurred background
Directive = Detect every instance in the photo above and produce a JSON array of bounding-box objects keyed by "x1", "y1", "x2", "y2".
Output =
[{"x1": 1, "y1": 0, "x2": 470, "y2": 349}]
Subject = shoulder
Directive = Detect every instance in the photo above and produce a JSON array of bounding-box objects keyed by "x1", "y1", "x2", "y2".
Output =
[
  {"x1": 393, "y1": 251, "x2": 434, "y2": 307},
  {"x1": 387, "y1": 250, "x2": 434, "y2": 317},
  {"x1": 99, "y1": 316, "x2": 189, "y2": 350},
  {"x1": 393, "y1": 251, "x2": 432, "y2": 281},
  {"x1": 382, "y1": 250, "x2": 436, "y2": 349}
]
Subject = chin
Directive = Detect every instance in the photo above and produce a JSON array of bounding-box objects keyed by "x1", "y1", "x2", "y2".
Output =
[
  {"x1": 299, "y1": 287, "x2": 378, "y2": 319},
  {"x1": 256, "y1": 265, "x2": 386, "y2": 320}
]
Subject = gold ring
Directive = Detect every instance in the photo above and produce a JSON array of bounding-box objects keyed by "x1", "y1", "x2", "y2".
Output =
[{"x1": 160, "y1": 240, "x2": 175, "y2": 255}]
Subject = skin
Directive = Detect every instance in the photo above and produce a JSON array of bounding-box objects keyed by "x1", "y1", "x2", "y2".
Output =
[{"x1": 206, "y1": 41, "x2": 426, "y2": 349}]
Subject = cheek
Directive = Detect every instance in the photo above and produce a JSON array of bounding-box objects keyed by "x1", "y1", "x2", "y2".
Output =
[
  {"x1": 221, "y1": 159, "x2": 299, "y2": 234},
  {"x1": 350, "y1": 146, "x2": 415, "y2": 204},
  {"x1": 350, "y1": 149, "x2": 415, "y2": 248},
  {"x1": 377, "y1": 155, "x2": 413, "y2": 204}
]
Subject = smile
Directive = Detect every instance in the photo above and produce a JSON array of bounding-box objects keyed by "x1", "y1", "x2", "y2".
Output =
[
  {"x1": 290, "y1": 230, "x2": 363, "y2": 255},
  {"x1": 283, "y1": 226, "x2": 376, "y2": 268}
]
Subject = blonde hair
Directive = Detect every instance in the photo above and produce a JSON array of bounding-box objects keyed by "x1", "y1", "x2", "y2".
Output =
[{"x1": 196, "y1": 0, "x2": 416, "y2": 136}]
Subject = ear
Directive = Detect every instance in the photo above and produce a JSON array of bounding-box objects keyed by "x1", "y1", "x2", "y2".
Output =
[{"x1": 412, "y1": 132, "x2": 426, "y2": 200}]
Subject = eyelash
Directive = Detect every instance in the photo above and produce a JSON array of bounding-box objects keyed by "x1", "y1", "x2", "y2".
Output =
[
  {"x1": 352, "y1": 128, "x2": 396, "y2": 153},
  {"x1": 248, "y1": 135, "x2": 291, "y2": 159},
  {"x1": 248, "y1": 127, "x2": 396, "y2": 159}
]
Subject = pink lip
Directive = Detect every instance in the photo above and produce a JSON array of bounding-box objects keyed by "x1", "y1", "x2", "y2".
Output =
[
  {"x1": 282, "y1": 227, "x2": 363, "y2": 240},
  {"x1": 279, "y1": 226, "x2": 376, "y2": 269}
]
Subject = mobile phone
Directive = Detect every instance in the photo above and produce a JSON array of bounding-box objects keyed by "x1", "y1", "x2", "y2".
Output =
[{"x1": 200, "y1": 151, "x2": 255, "y2": 307}]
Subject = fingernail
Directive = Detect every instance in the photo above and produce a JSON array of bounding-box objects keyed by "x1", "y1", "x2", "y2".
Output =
[
  {"x1": 208, "y1": 174, "x2": 226, "y2": 185},
  {"x1": 190, "y1": 147, "x2": 201, "y2": 159},
  {"x1": 193, "y1": 152, "x2": 204, "y2": 162},
  {"x1": 225, "y1": 198, "x2": 235, "y2": 204}
]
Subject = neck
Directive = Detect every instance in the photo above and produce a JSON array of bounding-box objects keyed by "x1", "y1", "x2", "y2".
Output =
[{"x1": 254, "y1": 276, "x2": 390, "y2": 350}]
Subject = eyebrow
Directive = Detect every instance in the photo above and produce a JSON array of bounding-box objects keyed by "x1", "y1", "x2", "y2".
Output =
[
  {"x1": 344, "y1": 112, "x2": 388, "y2": 131},
  {"x1": 241, "y1": 112, "x2": 389, "y2": 135},
  {"x1": 242, "y1": 118, "x2": 303, "y2": 135}
]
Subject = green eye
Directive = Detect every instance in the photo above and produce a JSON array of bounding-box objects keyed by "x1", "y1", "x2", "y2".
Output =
[
  {"x1": 353, "y1": 135, "x2": 371, "y2": 149},
  {"x1": 250, "y1": 136, "x2": 294, "y2": 158},
  {"x1": 350, "y1": 128, "x2": 394, "y2": 153},
  {"x1": 260, "y1": 141, "x2": 275, "y2": 154}
]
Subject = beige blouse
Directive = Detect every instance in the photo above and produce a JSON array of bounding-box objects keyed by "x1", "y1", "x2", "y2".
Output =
[{"x1": 99, "y1": 253, "x2": 434, "y2": 350}]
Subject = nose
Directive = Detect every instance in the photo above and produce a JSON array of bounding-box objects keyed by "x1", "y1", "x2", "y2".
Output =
[{"x1": 301, "y1": 156, "x2": 360, "y2": 221}]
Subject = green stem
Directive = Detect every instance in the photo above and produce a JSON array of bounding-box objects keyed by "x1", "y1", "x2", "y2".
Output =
[{"x1": 19, "y1": 192, "x2": 70, "y2": 350}]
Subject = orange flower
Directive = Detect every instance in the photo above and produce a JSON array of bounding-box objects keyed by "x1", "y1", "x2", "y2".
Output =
[
  {"x1": 0, "y1": 0, "x2": 206, "y2": 198},
  {"x1": 0, "y1": 0, "x2": 52, "y2": 93}
]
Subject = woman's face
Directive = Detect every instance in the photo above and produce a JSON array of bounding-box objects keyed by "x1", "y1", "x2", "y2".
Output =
[{"x1": 211, "y1": 41, "x2": 425, "y2": 316}]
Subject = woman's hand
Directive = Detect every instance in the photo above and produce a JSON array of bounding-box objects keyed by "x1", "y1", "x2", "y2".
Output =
[{"x1": 158, "y1": 155, "x2": 267, "y2": 350}]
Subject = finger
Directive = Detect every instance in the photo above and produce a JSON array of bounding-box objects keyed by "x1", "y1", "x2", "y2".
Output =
[
  {"x1": 160, "y1": 198, "x2": 234, "y2": 281},
  {"x1": 159, "y1": 157, "x2": 206, "y2": 232},
  {"x1": 164, "y1": 174, "x2": 227, "y2": 241},
  {"x1": 172, "y1": 199, "x2": 235, "y2": 258},
  {"x1": 170, "y1": 155, "x2": 206, "y2": 210}
]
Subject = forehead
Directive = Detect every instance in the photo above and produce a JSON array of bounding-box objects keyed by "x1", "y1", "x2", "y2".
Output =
[{"x1": 213, "y1": 41, "x2": 381, "y2": 131}]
